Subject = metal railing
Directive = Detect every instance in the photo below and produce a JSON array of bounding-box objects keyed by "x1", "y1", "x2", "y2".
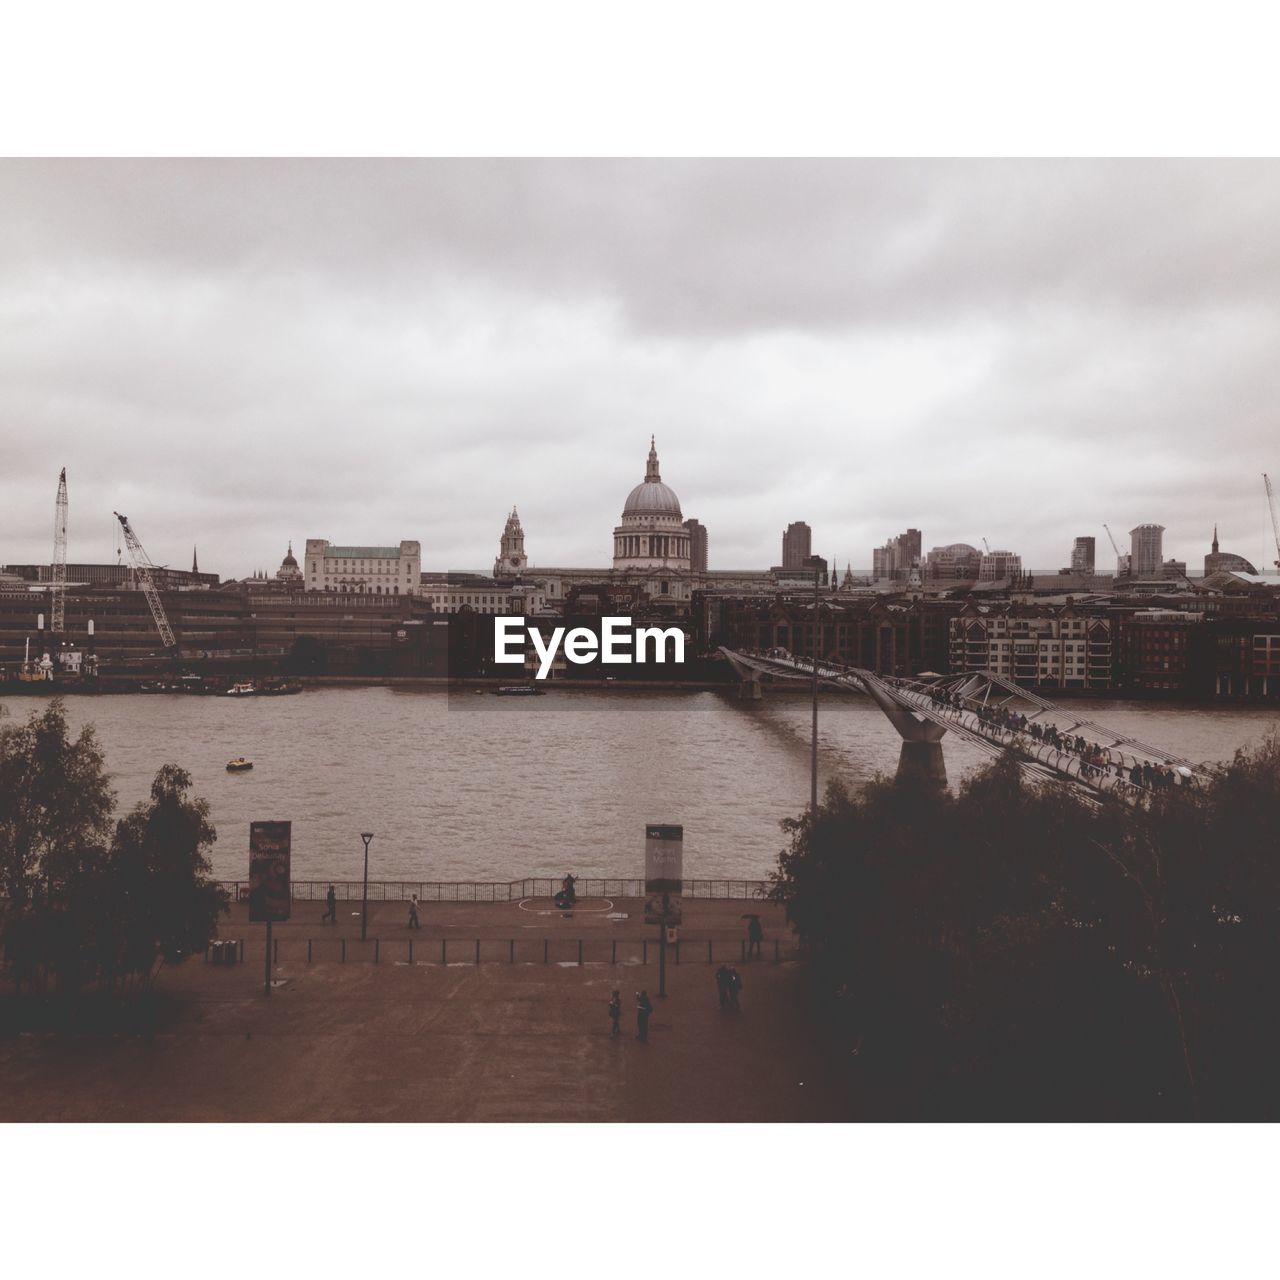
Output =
[
  {"x1": 218, "y1": 878, "x2": 772, "y2": 903},
  {"x1": 207, "y1": 934, "x2": 795, "y2": 967}
]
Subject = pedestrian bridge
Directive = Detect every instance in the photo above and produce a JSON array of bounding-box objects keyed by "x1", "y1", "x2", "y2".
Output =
[{"x1": 718, "y1": 647, "x2": 1209, "y2": 803}]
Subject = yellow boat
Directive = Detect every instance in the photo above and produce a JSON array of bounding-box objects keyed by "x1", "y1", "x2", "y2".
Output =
[{"x1": 226, "y1": 757, "x2": 254, "y2": 772}]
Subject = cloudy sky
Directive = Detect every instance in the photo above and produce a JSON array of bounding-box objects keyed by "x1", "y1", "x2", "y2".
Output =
[{"x1": 2, "y1": 159, "x2": 1278, "y2": 579}]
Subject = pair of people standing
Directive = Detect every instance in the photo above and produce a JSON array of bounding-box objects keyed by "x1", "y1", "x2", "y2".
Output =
[
  {"x1": 715, "y1": 964, "x2": 742, "y2": 1011},
  {"x1": 610, "y1": 989, "x2": 653, "y2": 1041}
]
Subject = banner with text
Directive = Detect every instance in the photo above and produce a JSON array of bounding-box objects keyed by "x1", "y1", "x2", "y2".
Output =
[
  {"x1": 248, "y1": 820, "x2": 292, "y2": 923},
  {"x1": 643, "y1": 822, "x2": 683, "y2": 925}
]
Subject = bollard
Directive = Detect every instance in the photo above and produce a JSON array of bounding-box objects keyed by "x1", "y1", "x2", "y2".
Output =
[
  {"x1": 341, "y1": 938, "x2": 346, "y2": 963},
  {"x1": 509, "y1": 939, "x2": 514, "y2": 964},
  {"x1": 475, "y1": 939, "x2": 480, "y2": 966},
  {"x1": 578, "y1": 939, "x2": 583, "y2": 967},
  {"x1": 375, "y1": 938, "x2": 380, "y2": 964},
  {"x1": 308, "y1": 938, "x2": 312, "y2": 964},
  {"x1": 409, "y1": 938, "x2": 413, "y2": 966},
  {"x1": 612, "y1": 940, "x2": 617, "y2": 965}
]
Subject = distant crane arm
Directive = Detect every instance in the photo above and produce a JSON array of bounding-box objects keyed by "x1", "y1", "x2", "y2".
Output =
[
  {"x1": 114, "y1": 511, "x2": 177, "y2": 651},
  {"x1": 1265, "y1": 474, "x2": 1280, "y2": 571},
  {"x1": 50, "y1": 468, "x2": 68, "y2": 633}
]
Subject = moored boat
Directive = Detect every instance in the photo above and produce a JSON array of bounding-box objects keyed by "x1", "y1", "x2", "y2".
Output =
[{"x1": 226, "y1": 757, "x2": 254, "y2": 772}]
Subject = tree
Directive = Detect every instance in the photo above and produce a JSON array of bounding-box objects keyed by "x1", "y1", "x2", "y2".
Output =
[
  {"x1": 0, "y1": 698, "x2": 115, "y2": 905},
  {"x1": 770, "y1": 742, "x2": 1280, "y2": 1120},
  {"x1": 94, "y1": 764, "x2": 229, "y2": 989},
  {"x1": 1, "y1": 701, "x2": 228, "y2": 996}
]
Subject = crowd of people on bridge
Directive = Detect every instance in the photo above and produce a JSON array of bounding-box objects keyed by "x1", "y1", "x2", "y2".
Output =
[{"x1": 924, "y1": 686, "x2": 1191, "y2": 793}]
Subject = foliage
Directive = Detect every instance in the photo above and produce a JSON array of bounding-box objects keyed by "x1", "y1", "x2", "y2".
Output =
[
  {"x1": 0, "y1": 698, "x2": 115, "y2": 903},
  {"x1": 771, "y1": 740, "x2": 1280, "y2": 1120},
  {"x1": 1, "y1": 700, "x2": 228, "y2": 995}
]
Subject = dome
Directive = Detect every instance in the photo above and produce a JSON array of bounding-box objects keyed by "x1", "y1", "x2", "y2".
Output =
[
  {"x1": 281, "y1": 542, "x2": 298, "y2": 568},
  {"x1": 623, "y1": 479, "x2": 682, "y2": 517},
  {"x1": 621, "y1": 436, "x2": 682, "y2": 519}
]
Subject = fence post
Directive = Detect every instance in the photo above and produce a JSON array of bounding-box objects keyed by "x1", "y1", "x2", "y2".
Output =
[
  {"x1": 341, "y1": 938, "x2": 346, "y2": 963},
  {"x1": 578, "y1": 939, "x2": 583, "y2": 966},
  {"x1": 442, "y1": 938, "x2": 447, "y2": 965},
  {"x1": 475, "y1": 939, "x2": 480, "y2": 966}
]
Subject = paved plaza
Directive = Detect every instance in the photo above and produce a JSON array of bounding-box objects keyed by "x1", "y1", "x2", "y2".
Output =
[{"x1": 0, "y1": 899, "x2": 855, "y2": 1122}]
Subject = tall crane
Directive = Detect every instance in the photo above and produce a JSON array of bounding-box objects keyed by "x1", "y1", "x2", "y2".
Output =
[
  {"x1": 981, "y1": 537, "x2": 991, "y2": 555},
  {"x1": 1264, "y1": 474, "x2": 1280, "y2": 572},
  {"x1": 113, "y1": 511, "x2": 177, "y2": 652},
  {"x1": 50, "y1": 468, "x2": 68, "y2": 633}
]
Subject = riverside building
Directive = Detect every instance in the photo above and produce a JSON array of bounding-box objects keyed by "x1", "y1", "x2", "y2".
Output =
[{"x1": 304, "y1": 540, "x2": 422, "y2": 596}]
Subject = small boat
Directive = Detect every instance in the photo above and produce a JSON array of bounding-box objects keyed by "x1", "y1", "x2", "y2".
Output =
[
  {"x1": 226, "y1": 757, "x2": 254, "y2": 772},
  {"x1": 221, "y1": 682, "x2": 257, "y2": 697},
  {"x1": 494, "y1": 685, "x2": 545, "y2": 696}
]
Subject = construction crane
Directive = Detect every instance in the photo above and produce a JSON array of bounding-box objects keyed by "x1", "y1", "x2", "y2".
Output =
[
  {"x1": 113, "y1": 511, "x2": 177, "y2": 653},
  {"x1": 1265, "y1": 474, "x2": 1280, "y2": 572},
  {"x1": 981, "y1": 537, "x2": 991, "y2": 555},
  {"x1": 50, "y1": 468, "x2": 68, "y2": 633}
]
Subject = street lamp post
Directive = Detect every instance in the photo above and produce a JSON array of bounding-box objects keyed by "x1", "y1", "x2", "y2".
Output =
[
  {"x1": 360, "y1": 831, "x2": 374, "y2": 941},
  {"x1": 803, "y1": 556, "x2": 822, "y2": 814}
]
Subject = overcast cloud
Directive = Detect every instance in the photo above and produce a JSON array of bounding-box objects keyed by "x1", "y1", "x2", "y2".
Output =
[{"x1": 2, "y1": 159, "x2": 1278, "y2": 578}]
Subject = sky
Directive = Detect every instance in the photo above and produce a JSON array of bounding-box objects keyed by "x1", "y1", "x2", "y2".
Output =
[{"x1": 2, "y1": 158, "x2": 1279, "y2": 579}]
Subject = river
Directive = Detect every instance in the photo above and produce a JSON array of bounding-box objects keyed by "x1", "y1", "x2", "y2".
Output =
[{"x1": 3, "y1": 688, "x2": 1276, "y2": 884}]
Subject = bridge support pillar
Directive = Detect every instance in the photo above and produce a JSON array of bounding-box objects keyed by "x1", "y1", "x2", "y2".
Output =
[
  {"x1": 896, "y1": 739, "x2": 947, "y2": 789},
  {"x1": 737, "y1": 676, "x2": 763, "y2": 701}
]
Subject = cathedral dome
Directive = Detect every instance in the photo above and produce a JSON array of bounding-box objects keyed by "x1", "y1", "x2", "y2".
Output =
[{"x1": 621, "y1": 437, "x2": 682, "y2": 519}]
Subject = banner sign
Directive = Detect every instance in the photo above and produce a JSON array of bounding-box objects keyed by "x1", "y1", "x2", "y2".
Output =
[
  {"x1": 644, "y1": 823, "x2": 683, "y2": 925},
  {"x1": 248, "y1": 820, "x2": 292, "y2": 923}
]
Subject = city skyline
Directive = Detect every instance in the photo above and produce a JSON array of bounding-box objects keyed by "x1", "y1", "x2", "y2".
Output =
[{"x1": 3, "y1": 160, "x2": 1280, "y2": 575}]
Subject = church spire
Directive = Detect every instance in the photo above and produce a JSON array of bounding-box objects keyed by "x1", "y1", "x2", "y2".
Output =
[
  {"x1": 192, "y1": 545, "x2": 199, "y2": 574},
  {"x1": 1212, "y1": 524, "x2": 1219, "y2": 554},
  {"x1": 645, "y1": 435, "x2": 661, "y2": 483}
]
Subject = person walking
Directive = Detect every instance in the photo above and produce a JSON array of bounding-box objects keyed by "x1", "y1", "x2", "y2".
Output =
[
  {"x1": 407, "y1": 895, "x2": 421, "y2": 929},
  {"x1": 636, "y1": 989, "x2": 653, "y2": 1042},
  {"x1": 715, "y1": 963, "x2": 732, "y2": 1011},
  {"x1": 321, "y1": 883, "x2": 337, "y2": 925},
  {"x1": 727, "y1": 966, "x2": 742, "y2": 1011},
  {"x1": 747, "y1": 915, "x2": 764, "y2": 959},
  {"x1": 608, "y1": 990, "x2": 622, "y2": 1037}
]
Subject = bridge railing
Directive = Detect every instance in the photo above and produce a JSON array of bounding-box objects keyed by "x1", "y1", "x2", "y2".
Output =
[{"x1": 218, "y1": 878, "x2": 773, "y2": 904}]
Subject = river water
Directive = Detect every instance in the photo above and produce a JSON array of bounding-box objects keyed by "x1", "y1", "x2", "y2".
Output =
[{"x1": 3, "y1": 689, "x2": 1276, "y2": 884}]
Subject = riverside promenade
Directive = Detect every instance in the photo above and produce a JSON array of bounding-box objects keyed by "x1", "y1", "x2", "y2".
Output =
[{"x1": 0, "y1": 899, "x2": 856, "y2": 1122}]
